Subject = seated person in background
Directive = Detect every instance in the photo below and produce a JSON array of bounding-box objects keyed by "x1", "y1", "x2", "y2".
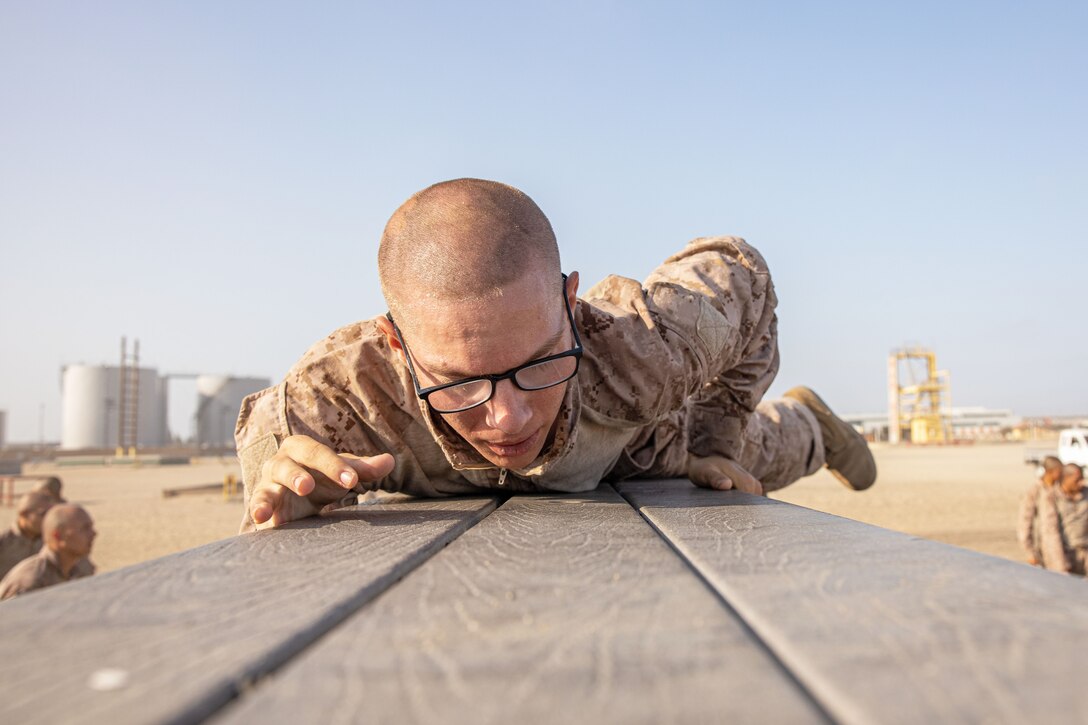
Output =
[
  {"x1": 1017, "y1": 456, "x2": 1064, "y2": 566},
  {"x1": 0, "y1": 504, "x2": 96, "y2": 601},
  {"x1": 34, "y1": 476, "x2": 67, "y2": 503},
  {"x1": 236, "y1": 178, "x2": 877, "y2": 531},
  {"x1": 0, "y1": 491, "x2": 55, "y2": 580},
  {"x1": 1039, "y1": 464, "x2": 1088, "y2": 575}
]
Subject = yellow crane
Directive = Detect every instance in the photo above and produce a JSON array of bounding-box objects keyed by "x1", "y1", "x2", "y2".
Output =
[{"x1": 887, "y1": 346, "x2": 952, "y2": 444}]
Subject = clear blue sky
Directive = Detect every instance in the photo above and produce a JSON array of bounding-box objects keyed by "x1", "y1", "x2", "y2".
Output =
[{"x1": 1, "y1": 1, "x2": 1085, "y2": 443}]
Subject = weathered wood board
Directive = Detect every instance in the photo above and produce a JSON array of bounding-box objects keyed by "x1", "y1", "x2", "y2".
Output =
[
  {"x1": 0, "y1": 495, "x2": 497, "y2": 725},
  {"x1": 617, "y1": 479, "x2": 1088, "y2": 725},
  {"x1": 216, "y1": 485, "x2": 826, "y2": 725}
]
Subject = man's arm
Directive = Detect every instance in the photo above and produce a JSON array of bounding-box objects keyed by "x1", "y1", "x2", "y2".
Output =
[
  {"x1": 1016, "y1": 483, "x2": 1041, "y2": 564},
  {"x1": 235, "y1": 380, "x2": 394, "y2": 532},
  {"x1": 582, "y1": 236, "x2": 778, "y2": 464},
  {"x1": 1038, "y1": 492, "x2": 1070, "y2": 573}
]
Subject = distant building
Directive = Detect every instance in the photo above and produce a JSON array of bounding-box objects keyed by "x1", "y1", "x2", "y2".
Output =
[
  {"x1": 948, "y1": 407, "x2": 1021, "y2": 440},
  {"x1": 60, "y1": 364, "x2": 270, "y2": 451},
  {"x1": 846, "y1": 407, "x2": 1021, "y2": 443},
  {"x1": 1010, "y1": 416, "x2": 1088, "y2": 441},
  {"x1": 194, "y1": 376, "x2": 270, "y2": 448}
]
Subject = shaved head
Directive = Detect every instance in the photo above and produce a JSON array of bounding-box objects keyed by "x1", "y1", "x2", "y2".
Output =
[
  {"x1": 15, "y1": 491, "x2": 54, "y2": 538},
  {"x1": 1061, "y1": 463, "x2": 1085, "y2": 496},
  {"x1": 42, "y1": 504, "x2": 96, "y2": 563},
  {"x1": 1044, "y1": 456, "x2": 1063, "y2": 472},
  {"x1": 17, "y1": 491, "x2": 53, "y2": 517},
  {"x1": 374, "y1": 178, "x2": 581, "y2": 472},
  {"x1": 378, "y1": 178, "x2": 560, "y2": 325},
  {"x1": 36, "y1": 476, "x2": 64, "y2": 501},
  {"x1": 42, "y1": 504, "x2": 90, "y2": 541}
]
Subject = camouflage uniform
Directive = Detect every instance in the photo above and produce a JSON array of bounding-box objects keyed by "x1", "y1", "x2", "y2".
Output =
[
  {"x1": 0, "y1": 548, "x2": 94, "y2": 601},
  {"x1": 235, "y1": 236, "x2": 824, "y2": 532},
  {"x1": 1039, "y1": 487, "x2": 1088, "y2": 575},
  {"x1": 1016, "y1": 478, "x2": 1050, "y2": 563},
  {"x1": 0, "y1": 524, "x2": 42, "y2": 580}
]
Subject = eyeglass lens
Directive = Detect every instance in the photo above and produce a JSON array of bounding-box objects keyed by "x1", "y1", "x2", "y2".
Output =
[{"x1": 427, "y1": 355, "x2": 578, "y2": 413}]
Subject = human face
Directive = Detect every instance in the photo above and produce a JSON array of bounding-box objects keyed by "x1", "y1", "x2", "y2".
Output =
[
  {"x1": 18, "y1": 501, "x2": 53, "y2": 538},
  {"x1": 1064, "y1": 467, "x2": 1085, "y2": 496},
  {"x1": 387, "y1": 271, "x2": 580, "y2": 470},
  {"x1": 61, "y1": 511, "x2": 96, "y2": 558},
  {"x1": 392, "y1": 275, "x2": 581, "y2": 414}
]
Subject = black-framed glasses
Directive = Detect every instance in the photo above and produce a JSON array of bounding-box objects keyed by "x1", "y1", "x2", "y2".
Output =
[{"x1": 388, "y1": 274, "x2": 583, "y2": 414}]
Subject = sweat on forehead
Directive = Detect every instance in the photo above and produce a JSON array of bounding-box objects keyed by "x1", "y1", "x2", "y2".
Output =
[{"x1": 378, "y1": 178, "x2": 560, "y2": 319}]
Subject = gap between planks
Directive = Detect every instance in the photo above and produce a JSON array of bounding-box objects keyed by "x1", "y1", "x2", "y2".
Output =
[
  {"x1": 613, "y1": 483, "x2": 840, "y2": 725},
  {"x1": 200, "y1": 497, "x2": 506, "y2": 722}
]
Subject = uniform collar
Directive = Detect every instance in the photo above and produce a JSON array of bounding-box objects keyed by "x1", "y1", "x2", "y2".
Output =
[{"x1": 40, "y1": 547, "x2": 68, "y2": 577}]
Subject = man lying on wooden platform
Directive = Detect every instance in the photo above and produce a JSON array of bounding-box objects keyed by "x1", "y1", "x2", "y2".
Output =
[{"x1": 235, "y1": 178, "x2": 876, "y2": 531}]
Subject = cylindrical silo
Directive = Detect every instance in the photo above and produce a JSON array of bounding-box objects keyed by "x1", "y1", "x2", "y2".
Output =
[
  {"x1": 61, "y1": 365, "x2": 166, "y2": 450},
  {"x1": 195, "y1": 375, "x2": 271, "y2": 448},
  {"x1": 61, "y1": 365, "x2": 113, "y2": 449}
]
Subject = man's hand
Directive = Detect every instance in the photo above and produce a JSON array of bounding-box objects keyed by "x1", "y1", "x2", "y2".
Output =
[
  {"x1": 688, "y1": 454, "x2": 763, "y2": 495},
  {"x1": 250, "y1": 435, "x2": 395, "y2": 530}
]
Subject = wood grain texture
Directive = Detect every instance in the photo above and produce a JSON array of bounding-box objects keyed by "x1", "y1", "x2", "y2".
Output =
[
  {"x1": 216, "y1": 485, "x2": 825, "y2": 725},
  {"x1": 0, "y1": 495, "x2": 497, "y2": 725},
  {"x1": 617, "y1": 479, "x2": 1088, "y2": 725}
]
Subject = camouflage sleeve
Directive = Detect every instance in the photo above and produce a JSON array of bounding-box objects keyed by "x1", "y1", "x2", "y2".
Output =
[
  {"x1": 580, "y1": 237, "x2": 777, "y2": 460},
  {"x1": 234, "y1": 383, "x2": 290, "y2": 533},
  {"x1": 1016, "y1": 483, "x2": 1040, "y2": 557},
  {"x1": 234, "y1": 324, "x2": 424, "y2": 532},
  {"x1": 0, "y1": 557, "x2": 40, "y2": 601},
  {"x1": 647, "y1": 237, "x2": 779, "y2": 459},
  {"x1": 1038, "y1": 491, "x2": 1070, "y2": 573},
  {"x1": 233, "y1": 379, "x2": 364, "y2": 533}
]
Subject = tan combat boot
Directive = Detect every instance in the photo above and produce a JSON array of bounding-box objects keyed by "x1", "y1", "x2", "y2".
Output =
[{"x1": 783, "y1": 386, "x2": 877, "y2": 491}]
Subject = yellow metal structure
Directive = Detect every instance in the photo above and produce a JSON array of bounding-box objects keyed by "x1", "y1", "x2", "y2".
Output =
[
  {"x1": 887, "y1": 347, "x2": 952, "y2": 444},
  {"x1": 223, "y1": 474, "x2": 239, "y2": 501}
]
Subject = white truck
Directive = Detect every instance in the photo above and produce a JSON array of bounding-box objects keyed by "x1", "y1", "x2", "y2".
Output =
[
  {"x1": 1059, "y1": 428, "x2": 1088, "y2": 468},
  {"x1": 1025, "y1": 428, "x2": 1088, "y2": 468}
]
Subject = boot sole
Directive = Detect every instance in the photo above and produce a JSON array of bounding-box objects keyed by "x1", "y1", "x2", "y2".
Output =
[{"x1": 784, "y1": 386, "x2": 877, "y2": 491}]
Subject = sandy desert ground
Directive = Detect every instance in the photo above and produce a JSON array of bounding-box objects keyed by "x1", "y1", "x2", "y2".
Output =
[
  {"x1": 6, "y1": 457, "x2": 244, "y2": 573},
  {"x1": 0, "y1": 442, "x2": 1043, "y2": 573},
  {"x1": 770, "y1": 442, "x2": 1034, "y2": 563}
]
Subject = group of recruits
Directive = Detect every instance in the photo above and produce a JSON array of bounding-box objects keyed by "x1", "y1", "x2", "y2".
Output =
[
  {"x1": 0, "y1": 477, "x2": 96, "y2": 600},
  {"x1": 1019, "y1": 458, "x2": 1088, "y2": 574}
]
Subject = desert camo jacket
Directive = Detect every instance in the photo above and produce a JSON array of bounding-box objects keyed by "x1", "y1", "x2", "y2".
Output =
[
  {"x1": 0, "y1": 548, "x2": 94, "y2": 601},
  {"x1": 1039, "y1": 487, "x2": 1088, "y2": 574},
  {"x1": 235, "y1": 236, "x2": 779, "y2": 531}
]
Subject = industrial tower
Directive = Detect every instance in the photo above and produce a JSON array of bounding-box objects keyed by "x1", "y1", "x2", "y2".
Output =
[
  {"x1": 887, "y1": 346, "x2": 952, "y2": 444},
  {"x1": 117, "y1": 336, "x2": 139, "y2": 457}
]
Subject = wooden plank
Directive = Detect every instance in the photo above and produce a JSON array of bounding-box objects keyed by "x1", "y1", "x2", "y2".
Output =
[
  {"x1": 617, "y1": 479, "x2": 1088, "y2": 725},
  {"x1": 216, "y1": 485, "x2": 826, "y2": 724},
  {"x1": 0, "y1": 495, "x2": 497, "y2": 725}
]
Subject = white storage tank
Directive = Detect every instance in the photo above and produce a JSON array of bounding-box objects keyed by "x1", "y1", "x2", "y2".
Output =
[
  {"x1": 61, "y1": 365, "x2": 167, "y2": 450},
  {"x1": 195, "y1": 375, "x2": 271, "y2": 448}
]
